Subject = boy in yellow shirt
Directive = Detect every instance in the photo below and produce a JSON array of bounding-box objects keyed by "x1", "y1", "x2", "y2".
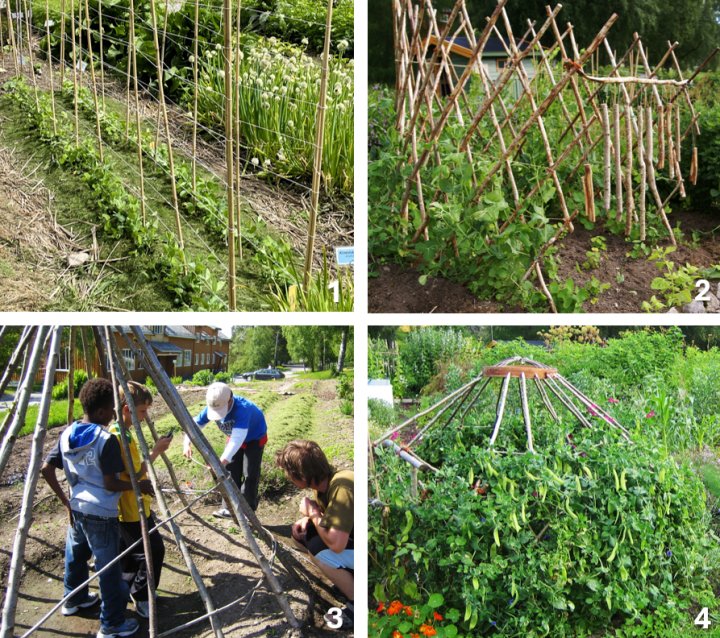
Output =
[{"x1": 108, "y1": 381, "x2": 172, "y2": 619}]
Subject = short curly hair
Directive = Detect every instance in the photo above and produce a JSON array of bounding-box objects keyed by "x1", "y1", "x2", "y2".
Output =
[
  {"x1": 275, "y1": 440, "x2": 333, "y2": 486},
  {"x1": 78, "y1": 378, "x2": 115, "y2": 418}
]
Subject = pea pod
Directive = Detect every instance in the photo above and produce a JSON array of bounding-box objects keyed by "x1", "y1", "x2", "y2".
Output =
[
  {"x1": 493, "y1": 527, "x2": 501, "y2": 547},
  {"x1": 620, "y1": 470, "x2": 627, "y2": 491},
  {"x1": 613, "y1": 468, "x2": 620, "y2": 491},
  {"x1": 520, "y1": 500, "x2": 527, "y2": 523},
  {"x1": 575, "y1": 475, "x2": 582, "y2": 494},
  {"x1": 511, "y1": 511, "x2": 520, "y2": 532},
  {"x1": 608, "y1": 543, "x2": 618, "y2": 563}
]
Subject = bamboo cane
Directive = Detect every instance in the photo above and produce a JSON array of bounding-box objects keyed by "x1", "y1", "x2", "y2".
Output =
[
  {"x1": 80, "y1": 326, "x2": 93, "y2": 377},
  {"x1": 519, "y1": 373, "x2": 535, "y2": 453},
  {"x1": 83, "y1": 0, "x2": 103, "y2": 160},
  {"x1": 3, "y1": 0, "x2": 18, "y2": 75},
  {"x1": 674, "y1": 102, "x2": 686, "y2": 198},
  {"x1": 624, "y1": 105, "x2": 634, "y2": 236},
  {"x1": 127, "y1": 327, "x2": 301, "y2": 628},
  {"x1": 58, "y1": 0, "x2": 65, "y2": 83},
  {"x1": 69, "y1": 0, "x2": 79, "y2": 145},
  {"x1": 0, "y1": 327, "x2": 60, "y2": 638},
  {"x1": 147, "y1": 0, "x2": 186, "y2": 267},
  {"x1": 145, "y1": 415, "x2": 188, "y2": 507},
  {"x1": 0, "y1": 326, "x2": 34, "y2": 398},
  {"x1": 658, "y1": 104, "x2": 665, "y2": 168},
  {"x1": 128, "y1": 0, "x2": 146, "y2": 224},
  {"x1": 97, "y1": 0, "x2": 104, "y2": 110},
  {"x1": 153, "y1": 0, "x2": 171, "y2": 152},
  {"x1": 21, "y1": 0, "x2": 39, "y2": 109},
  {"x1": 44, "y1": 0, "x2": 57, "y2": 135},
  {"x1": 535, "y1": 262, "x2": 558, "y2": 313},
  {"x1": 637, "y1": 107, "x2": 647, "y2": 241},
  {"x1": 302, "y1": 0, "x2": 333, "y2": 289},
  {"x1": 223, "y1": 0, "x2": 236, "y2": 309},
  {"x1": 67, "y1": 327, "x2": 76, "y2": 425},
  {"x1": 0, "y1": 327, "x2": 49, "y2": 478},
  {"x1": 583, "y1": 163, "x2": 595, "y2": 222},
  {"x1": 0, "y1": 9, "x2": 5, "y2": 71},
  {"x1": 644, "y1": 106, "x2": 675, "y2": 245},
  {"x1": 613, "y1": 103, "x2": 623, "y2": 221},
  {"x1": 234, "y1": 0, "x2": 242, "y2": 261},
  {"x1": 533, "y1": 376, "x2": 559, "y2": 421},
  {"x1": 666, "y1": 103, "x2": 675, "y2": 180},
  {"x1": 601, "y1": 103, "x2": 611, "y2": 214},
  {"x1": 191, "y1": 0, "x2": 199, "y2": 192},
  {"x1": 690, "y1": 146, "x2": 698, "y2": 186},
  {"x1": 102, "y1": 328, "x2": 158, "y2": 638},
  {"x1": 488, "y1": 373, "x2": 511, "y2": 447}
]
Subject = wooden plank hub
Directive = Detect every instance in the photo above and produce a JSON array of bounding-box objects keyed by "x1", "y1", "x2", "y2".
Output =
[{"x1": 482, "y1": 365, "x2": 558, "y2": 379}]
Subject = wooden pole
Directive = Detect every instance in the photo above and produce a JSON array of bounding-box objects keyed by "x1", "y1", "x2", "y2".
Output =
[
  {"x1": 644, "y1": 105, "x2": 676, "y2": 245},
  {"x1": 613, "y1": 103, "x2": 623, "y2": 221},
  {"x1": 147, "y1": 0, "x2": 186, "y2": 265},
  {"x1": 59, "y1": 0, "x2": 65, "y2": 83},
  {"x1": 223, "y1": 0, "x2": 236, "y2": 310},
  {"x1": 638, "y1": 107, "x2": 647, "y2": 240},
  {"x1": 69, "y1": 0, "x2": 79, "y2": 146},
  {"x1": 624, "y1": 105, "x2": 634, "y2": 235},
  {"x1": 83, "y1": 0, "x2": 104, "y2": 161},
  {"x1": 127, "y1": 326, "x2": 301, "y2": 628},
  {"x1": 45, "y1": 0, "x2": 58, "y2": 135},
  {"x1": 0, "y1": 327, "x2": 34, "y2": 398},
  {"x1": 601, "y1": 103, "x2": 611, "y2": 214},
  {"x1": 128, "y1": 0, "x2": 147, "y2": 224},
  {"x1": 21, "y1": 0, "x2": 40, "y2": 109},
  {"x1": 102, "y1": 327, "x2": 158, "y2": 637},
  {"x1": 191, "y1": 0, "x2": 199, "y2": 192},
  {"x1": 0, "y1": 327, "x2": 60, "y2": 638},
  {"x1": 66, "y1": 327, "x2": 76, "y2": 426},
  {"x1": 97, "y1": 0, "x2": 104, "y2": 110},
  {"x1": 234, "y1": 0, "x2": 242, "y2": 261},
  {"x1": 302, "y1": 0, "x2": 333, "y2": 289},
  {"x1": 4, "y1": 0, "x2": 18, "y2": 75},
  {"x1": 153, "y1": 0, "x2": 171, "y2": 153},
  {"x1": 0, "y1": 327, "x2": 49, "y2": 478}
]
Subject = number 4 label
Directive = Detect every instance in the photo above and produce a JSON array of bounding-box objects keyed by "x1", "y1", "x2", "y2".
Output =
[{"x1": 695, "y1": 607, "x2": 711, "y2": 629}]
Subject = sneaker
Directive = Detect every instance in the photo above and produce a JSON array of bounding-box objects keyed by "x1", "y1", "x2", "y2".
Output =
[
  {"x1": 61, "y1": 592, "x2": 100, "y2": 616},
  {"x1": 324, "y1": 603, "x2": 353, "y2": 630},
  {"x1": 212, "y1": 508, "x2": 232, "y2": 519},
  {"x1": 133, "y1": 598, "x2": 149, "y2": 619},
  {"x1": 96, "y1": 618, "x2": 139, "y2": 638}
]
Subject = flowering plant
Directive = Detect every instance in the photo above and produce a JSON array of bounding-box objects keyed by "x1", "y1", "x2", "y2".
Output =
[{"x1": 369, "y1": 594, "x2": 461, "y2": 638}]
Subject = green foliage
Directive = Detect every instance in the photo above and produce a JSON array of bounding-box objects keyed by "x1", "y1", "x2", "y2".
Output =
[
  {"x1": 3, "y1": 400, "x2": 85, "y2": 437},
  {"x1": 370, "y1": 595, "x2": 461, "y2": 638},
  {"x1": 370, "y1": 427, "x2": 718, "y2": 637},
  {"x1": 369, "y1": 399, "x2": 396, "y2": 431},
  {"x1": 396, "y1": 328, "x2": 469, "y2": 396},
  {"x1": 190, "y1": 369, "x2": 215, "y2": 386},
  {"x1": 255, "y1": 237, "x2": 354, "y2": 312},
  {"x1": 690, "y1": 75, "x2": 720, "y2": 210},
  {"x1": 51, "y1": 370, "x2": 89, "y2": 400},
  {"x1": 213, "y1": 371, "x2": 231, "y2": 383},
  {"x1": 170, "y1": 376, "x2": 184, "y2": 385},
  {"x1": 230, "y1": 326, "x2": 287, "y2": 373},
  {"x1": 245, "y1": 0, "x2": 354, "y2": 56},
  {"x1": 641, "y1": 246, "x2": 706, "y2": 310}
]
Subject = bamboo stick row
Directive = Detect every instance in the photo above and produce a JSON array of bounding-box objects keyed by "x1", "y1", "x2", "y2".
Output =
[{"x1": 393, "y1": 0, "x2": 707, "y2": 311}]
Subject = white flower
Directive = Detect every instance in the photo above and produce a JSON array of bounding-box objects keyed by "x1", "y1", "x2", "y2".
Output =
[
  {"x1": 251, "y1": 157, "x2": 259, "y2": 166},
  {"x1": 287, "y1": 120, "x2": 294, "y2": 129},
  {"x1": 264, "y1": 159, "x2": 271, "y2": 167},
  {"x1": 301, "y1": 37, "x2": 309, "y2": 46}
]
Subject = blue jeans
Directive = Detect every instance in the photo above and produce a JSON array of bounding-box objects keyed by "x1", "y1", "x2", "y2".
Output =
[{"x1": 65, "y1": 511, "x2": 129, "y2": 630}]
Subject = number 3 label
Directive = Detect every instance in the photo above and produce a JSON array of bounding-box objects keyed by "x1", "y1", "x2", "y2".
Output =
[{"x1": 326, "y1": 607, "x2": 344, "y2": 629}]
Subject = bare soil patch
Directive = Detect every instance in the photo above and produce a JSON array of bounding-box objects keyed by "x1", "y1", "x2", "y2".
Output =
[{"x1": 369, "y1": 209, "x2": 720, "y2": 313}]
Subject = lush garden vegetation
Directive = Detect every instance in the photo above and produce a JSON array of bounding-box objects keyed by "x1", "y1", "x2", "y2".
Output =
[{"x1": 370, "y1": 327, "x2": 720, "y2": 637}]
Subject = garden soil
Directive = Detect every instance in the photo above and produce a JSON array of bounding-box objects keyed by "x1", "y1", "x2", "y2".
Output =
[
  {"x1": 369, "y1": 209, "x2": 720, "y2": 313},
  {"x1": 0, "y1": 380, "x2": 354, "y2": 638}
]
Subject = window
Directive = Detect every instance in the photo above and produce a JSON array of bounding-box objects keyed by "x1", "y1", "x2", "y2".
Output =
[
  {"x1": 184, "y1": 350, "x2": 192, "y2": 367},
  {"x1": 122, "y1": 349, "x2": 135, "y2": 371},
  {"x1": 201, "y1": 353, "x2": 206, "y2": 366},
  {"x1": 496, "y1": 59, "x2": 508, "y2": 71},
  {"x1": 195, "y1": 353, "x2": 199, "y2": 366},
  {"x1": 150, "y1": 326, "x2": 164, "y2": 335}
]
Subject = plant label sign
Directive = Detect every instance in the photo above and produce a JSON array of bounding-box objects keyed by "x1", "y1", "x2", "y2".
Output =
[{"x1": 335, "y1": 246, "x2": 354, "y2": 267}]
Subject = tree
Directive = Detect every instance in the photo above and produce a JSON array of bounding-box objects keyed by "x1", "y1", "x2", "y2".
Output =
[
  {"x1": 282, "y1": 327, "x2": 353, "y2": 372},
  {"x1": 229, "y1": 327, "x2": 288, "y2": 373}
]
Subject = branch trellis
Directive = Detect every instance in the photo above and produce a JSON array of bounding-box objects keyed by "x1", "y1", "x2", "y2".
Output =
[
  {"x1": 373, "y1": 357, "x2": 632, "y2": 488},
  {"x1": 392, "y1": 0, "x2": 718, "y2": 310},
  {"x1": 0, "y1": 326, "x2": 312, "y2": 638}
]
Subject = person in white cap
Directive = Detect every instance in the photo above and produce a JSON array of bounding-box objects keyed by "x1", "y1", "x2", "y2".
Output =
[{"x1": 183, "y1": 382, "x2": 268, "y2": 518}]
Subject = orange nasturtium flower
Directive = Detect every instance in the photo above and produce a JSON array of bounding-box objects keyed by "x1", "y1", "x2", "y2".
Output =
[
  {"x1": 411, "y1": 634, "x2": 421, "y2": 638},
  {"x1": 419, "y1": 624, "x2": 437, "y2": 637},
  {"x1": 404, "y1": 605, "x2": 414, "y2": 616},
  {"x1": 377, "y1": 602, "x2": 386, "y2": 613},
  {"x1": 387, "y1": 600, "x2": 404, "y2": 616},
  {"x1": 392, "y1": 631, "x2": 403, "y2": 638},
  {"x1": 433, "y1": 611, "x2": 444, "y2": 621}
]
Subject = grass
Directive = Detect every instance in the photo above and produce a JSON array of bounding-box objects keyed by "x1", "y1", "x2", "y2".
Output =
[
  {"x1": 0, "y1": 400, "x2": 85, "y2": 437},
  {"x1": 294, "y1": 369, "x2": 334, "y2": 380},
  {"x1": 698, "y1": 463, "x2": 720, "y2": 499}
]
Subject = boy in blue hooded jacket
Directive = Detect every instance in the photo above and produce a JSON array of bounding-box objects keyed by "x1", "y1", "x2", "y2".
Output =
[{"x1": 41, "y1": 378, "x2": 154, "y2": 638}]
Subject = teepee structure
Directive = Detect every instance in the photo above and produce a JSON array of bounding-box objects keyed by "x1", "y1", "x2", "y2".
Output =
[
  {"x1": 0, "y1": 326, "x2": 310, "y2": 638},
  {"x1": 373, "y1": 357, "x2": 632, "y2": 477}
]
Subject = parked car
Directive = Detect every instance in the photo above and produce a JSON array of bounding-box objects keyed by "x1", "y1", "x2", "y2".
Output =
[{"x1": 241, "y1": 368, "x2": 285, "y2": 381}]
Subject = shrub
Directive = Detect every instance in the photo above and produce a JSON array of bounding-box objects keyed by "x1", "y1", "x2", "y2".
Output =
[
  {"x1": 191, "y1": 369, "x2": 214, "y2": 386},
  {"x1": 51, "y1": 369, "x2": 89, "y2": 400},
  {"x1": 170, "y1": 376, "x2": 184, "y2": 385},
  {"x1": 368, "y1": 398, "x2": 395, "y2": 432},
  {"x1": 144, "y1": 375, "x2": 157, "y2": 395},
  {"x1": 214, "y1": 371, "x2": 231, "y2": 383}
]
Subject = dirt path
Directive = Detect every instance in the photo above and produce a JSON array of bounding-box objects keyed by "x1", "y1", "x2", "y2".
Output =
[{"x1": 0, "y1": 377, "x2": 354, "y2": 637}]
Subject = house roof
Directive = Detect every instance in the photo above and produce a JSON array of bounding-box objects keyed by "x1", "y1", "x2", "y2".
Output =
[
  {"x1": 150, "y1": 342, "x2": 184, "y2": 354},
  {"x1": 165, "y1": 326, "x2": 197, "y2": 340},
  {"x1": 426, "y1": 34, "x2": 533, "y2": 60}
]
